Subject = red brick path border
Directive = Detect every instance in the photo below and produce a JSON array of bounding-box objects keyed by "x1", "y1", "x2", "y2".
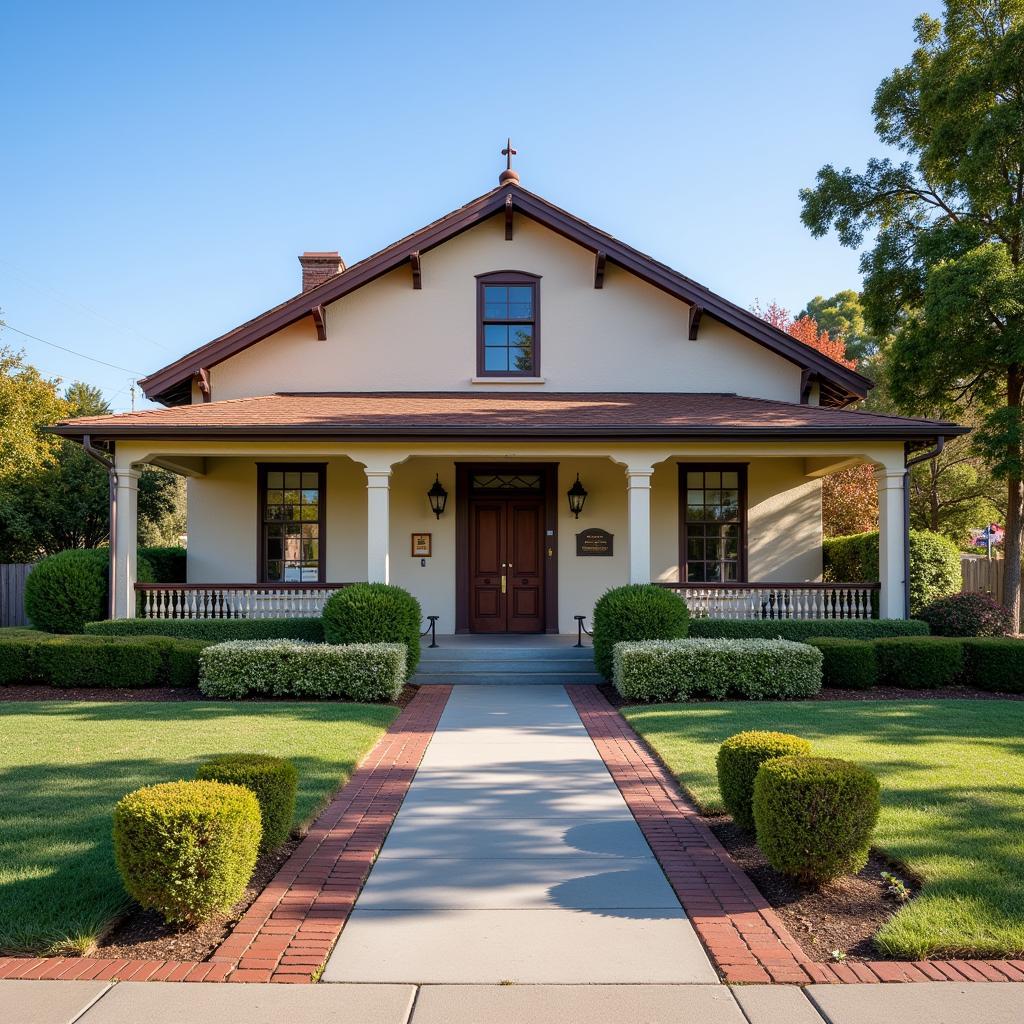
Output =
[
  {"x1": 566, "y1": 685, "x2": 1024, "y2": 985},
  {"x1": 0, "y1": 686, "x2": 451, "y2": 985}
]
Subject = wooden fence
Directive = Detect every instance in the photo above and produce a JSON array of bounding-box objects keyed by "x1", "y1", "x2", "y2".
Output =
[
  {"x1": 0, "y1": 563, "x2": 35, "y2": 627},
  {"x1": 960, "y1": 553, "x2": 1005, "y2": 606}
]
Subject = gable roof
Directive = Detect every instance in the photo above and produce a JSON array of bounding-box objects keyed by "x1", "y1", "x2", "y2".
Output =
[
  {"x1": 139, "y1": 183, "x2": 874, "y2": 407},
  {"x1": 52, "y1": 391, "x2": 964, "y2": 443}
]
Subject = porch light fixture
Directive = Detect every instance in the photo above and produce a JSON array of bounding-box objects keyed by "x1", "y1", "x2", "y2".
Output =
[
  {"x1": 567, "y1": 474, "x2": 588, "y2": 519},
  {"x1": 427, "y1": 475, "x2": 448, "y2": 519}
]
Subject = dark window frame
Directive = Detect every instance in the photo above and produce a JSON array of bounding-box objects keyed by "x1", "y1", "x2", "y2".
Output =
[
  {"x1": 677, "y1": 463, "x2": 748, "y2": 583},
  {"x1": 476, "y1": 270, "x2": 541, "y2": 377},
  {"x1": 257, "y1": 462, "x2": 327, "y2": 584}
]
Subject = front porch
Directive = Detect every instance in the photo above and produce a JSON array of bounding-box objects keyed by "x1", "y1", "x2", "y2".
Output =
[{"x1": 112, "y1": 438, "x2": 908, "y2": 629}]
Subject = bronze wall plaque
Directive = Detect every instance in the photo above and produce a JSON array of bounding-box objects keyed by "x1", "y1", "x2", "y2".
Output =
[{"x1": 576, "y1": 528, "x2": 613, "y2": 556}]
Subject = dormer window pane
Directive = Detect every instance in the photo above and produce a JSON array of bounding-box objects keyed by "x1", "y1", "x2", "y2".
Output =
[{"x1": 478, "y1": 273, "x2": 540, "y2": 376}]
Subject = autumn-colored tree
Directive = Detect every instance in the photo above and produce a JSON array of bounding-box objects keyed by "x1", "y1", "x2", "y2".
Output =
[{"x1": 751, "y1": 301, "x2": 856, "y2": 369}]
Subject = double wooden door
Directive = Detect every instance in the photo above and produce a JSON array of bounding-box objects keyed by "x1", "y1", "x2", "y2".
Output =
[{"x1": 468, "y1": 495, "x2": 545, "y2": 633}]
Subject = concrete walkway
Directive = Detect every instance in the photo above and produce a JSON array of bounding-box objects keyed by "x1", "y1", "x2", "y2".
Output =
[
  {"x1": 323, "y1": 684, "x2": 716, "y2": 984},
  {"x1": 6, "y1": 979, "x2": 1024, "y2": 1024}
]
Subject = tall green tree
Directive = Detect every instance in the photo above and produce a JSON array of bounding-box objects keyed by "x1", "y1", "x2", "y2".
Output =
[
  {"x1": 800, "y1": 1, "x2": 1024, "y2": 617},
  {"x1": 799, "y1": 290, "x2": 881, "y2": 366}
]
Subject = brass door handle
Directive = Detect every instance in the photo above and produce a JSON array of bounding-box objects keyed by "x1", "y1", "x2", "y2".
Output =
[{"x1": 501, "y1": 575, "x2": 506, "y2": 594}]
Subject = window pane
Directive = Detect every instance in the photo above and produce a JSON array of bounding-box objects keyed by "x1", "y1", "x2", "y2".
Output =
[
  {"x1": 686, "y1": 472, "x2": 703, "y2": 487},
  {"x1": 705, "y1": 562, "x2": 722, "y2": 582},
  {"x1": 687, "y1": 562, "x2": 706, "y2": 582},
  {"x1": 509, "y1": 346, "x2": 532, "y2": 372},
  {"x1": 301, "y1": 472, "x2": 318, "y2": 489},
  {"x1": 686, "y1": 490, "x2": 704, "y2": 509},
  {"x1": 300, "y1": 504, "x2": 318, "y2": 521},
  {"x1": 484, "y1": 286, "x2": 508, "y2": 319},
  {"x1": 706, "y1": 538, "x2": 722, "y2": 561},
  {"x1": 267, "y1": 537, "x2": 282, "y2": 560},
  {"x1": 267, "y1": 471, "x2": 284, "y2": 488},
  {"x1": 484, "y1": 347, "x2": 508, "y2": 371},
  {"x1": 722, "y1": 562, "x2": 738, "y2": 581},
  {"x1": 687, "y1": 537, "x2": 703, "y2": 560},
  {"x1": 722, "y1": 471, "x2": 739, "y2": 488},
  {"x1": 484, "y1": 324, "x2": 508, "y2": 347},
  {"x1": 705, "y1": 472, "x2": 721, "y2": 487},
  {"x1": 266, "y1": 489, "x2": 283, "y2": 505},
  {"x1": 301, "y1": 488, "x2": 318, "y2": 505},
  {"x1": 284, "y1": 472, "x2": 300, "y2": 488},
  {"x1": 283, "y1": 488, "x2": 299, "y2": 505},
  {"x1": 686, "y1": 504, "x2": 703, "y2": 521},
  {"x1": 266, "y1": 560, "x2": 283, "y2": 581},
  {"x1": 507, "y1": 287, "x2": 533, "y2": 318}
]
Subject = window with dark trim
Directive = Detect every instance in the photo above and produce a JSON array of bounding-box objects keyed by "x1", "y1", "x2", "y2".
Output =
[
  {"x1": 476, "y1": 271, "x2": 540, "y2": 376},
  {"x1": 258, "y1": 464, "x2": 326, "y2": 583},
  {"x1": 679, "y1": 464, "x2": 747, "y2": 583}
]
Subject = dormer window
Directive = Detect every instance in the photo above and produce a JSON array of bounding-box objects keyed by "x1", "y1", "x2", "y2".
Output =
[{"x1": 477, "y1": 271, "x2": 540, "y2": 376}]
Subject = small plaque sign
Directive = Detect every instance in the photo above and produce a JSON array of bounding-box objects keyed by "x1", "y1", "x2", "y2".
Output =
[{"x1": 576, "y1": 528, "x2": 613, "y2": 557}]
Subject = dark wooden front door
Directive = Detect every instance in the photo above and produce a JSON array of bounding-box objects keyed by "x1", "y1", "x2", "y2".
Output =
[{"x1": 468, "y1": 496, "x2": 545, "y2": 633}]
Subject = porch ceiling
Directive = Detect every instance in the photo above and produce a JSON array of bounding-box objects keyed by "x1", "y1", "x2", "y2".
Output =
[{"x1": 51, "y1": 391, "x2": 966, "y2": 444}]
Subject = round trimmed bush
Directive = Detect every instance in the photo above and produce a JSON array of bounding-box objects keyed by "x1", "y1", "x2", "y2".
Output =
[
  {"x1": 592, "y1": 584, "x2": 690, "y2": 680},
  {"x1": 753, "y1": 756, "x2": 880, "y2": 884},
  {"x1": 25, "y1": 549, "x2": 154, "y2": 633},
  {"x1": 112, "y1": 780, "x2": 261, "y2": 924},
  {"x1": 918, "y1": 592, "x2": 1014, "y2": 638},
  {"x1": 806, "y1": 637, "x2": 878, "y2": 690},
  {"x1": 716, "y1": 731, "x2": 813, "y2": 830},
  {"x1": 196, "y1": 753, "x2": 298, "y2": 852},
  {"x1": 322, "y1": 583, "x2": 422, "y2": 679}
]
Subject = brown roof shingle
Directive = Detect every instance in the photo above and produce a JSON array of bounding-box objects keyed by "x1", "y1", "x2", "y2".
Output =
[{"x1": 52, "y1": 391, "x2": 965, "y2": 442}]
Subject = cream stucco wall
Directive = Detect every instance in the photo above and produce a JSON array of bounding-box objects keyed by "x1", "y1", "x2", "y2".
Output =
[
  {"x1": 206, "y1": 216, "x2": 803, "y2": 402},
  {"x1": 184, "y1": 452, "x2": 822, "y2": 632}
]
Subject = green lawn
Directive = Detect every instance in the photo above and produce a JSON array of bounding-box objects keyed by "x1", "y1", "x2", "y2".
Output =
[
  {"x1": 0, "y1": 700, "x2": 398, "y2": 955},
  {"x1": 623, "y1": 700, "x2": 1024, "y2": 959}
]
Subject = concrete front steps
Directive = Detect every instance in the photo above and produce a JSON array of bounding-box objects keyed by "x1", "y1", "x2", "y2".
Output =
[{"x1": 412, "y1": 636, "x2": 602, "y2": 685}]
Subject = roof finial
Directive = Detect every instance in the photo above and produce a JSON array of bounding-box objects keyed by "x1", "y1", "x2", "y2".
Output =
[{"x1": 499, "y1": 138, "x2": 520, "y2": 185}]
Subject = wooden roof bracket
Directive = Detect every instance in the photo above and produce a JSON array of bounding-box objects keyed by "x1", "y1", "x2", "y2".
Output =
[
  {"x1": 410, "y1": 251, "x2": 422, "y2": 290},
  {"x1": 312, "y1": 305, "x2": 327, "y2": 340},
  {"x1": 505, "y1": 194, "x2": 514, "y2": 240},
  {"x1": 688, "y1": 304, "x2": 704, "y2": 341},
  {"x1": 594, "y1": 251, "x2": 607, "y2": 289},
  {"x1": 193, "y1": 367, "x2": 212, "y2": 402}
]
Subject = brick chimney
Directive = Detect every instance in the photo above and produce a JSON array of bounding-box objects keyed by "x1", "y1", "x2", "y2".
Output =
[{"x1": 299, "y1": 251, "x2": 345, "y2": 292}]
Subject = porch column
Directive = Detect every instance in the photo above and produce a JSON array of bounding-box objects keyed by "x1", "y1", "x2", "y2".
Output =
[
  {"x1": 365, "y1": 468, "x2": 392, "y2": 584},
  {"x1": 626, "y1": 467, "x2": 654, "y2": 584},
  {"x1": 112, "y1": 466, "x2": 139, "y2": 619},
  {"x1": 875, "y1": 467, "x2": 906, "y2": 619}
]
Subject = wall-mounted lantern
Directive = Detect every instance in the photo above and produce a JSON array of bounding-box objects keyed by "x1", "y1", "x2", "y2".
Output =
[
  {"x1": 567, "y1": 473, "x2": 588, "y2": 519},
  {"x1": 427, "y1": 475, "x2": 448, "y2": 519}
]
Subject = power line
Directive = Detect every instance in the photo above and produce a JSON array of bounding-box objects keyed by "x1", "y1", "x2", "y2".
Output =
[{"x1": 0, "y1": 322, "x2": 144, "y2": 375}]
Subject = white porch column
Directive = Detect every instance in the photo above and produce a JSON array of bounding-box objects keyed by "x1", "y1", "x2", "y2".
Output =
[
  {"x1": 365, "y1": 468, "x2": 392, "y2": 584},
  {"x1": 626, "y1": 467, "x2": 654, "y2": 584},
  {"x1": 875, "y1": 467, "x2": 907, "y2": 619},
  {"x1": 112, "y1": 466, "x2": 139, "y2": 619}
]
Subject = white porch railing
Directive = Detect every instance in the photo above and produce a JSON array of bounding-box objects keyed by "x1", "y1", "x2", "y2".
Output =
[
  {"x1": 656, "y1": 582, "x2": 880, "y2": 620},
  {"x1": 135, "y1": 583, "x2": 352, "y2": 620}
]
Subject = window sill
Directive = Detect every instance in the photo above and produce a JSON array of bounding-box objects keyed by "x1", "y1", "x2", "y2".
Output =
[{"x1": 471, "y1": 376, "x2": 546, "y2": 384}]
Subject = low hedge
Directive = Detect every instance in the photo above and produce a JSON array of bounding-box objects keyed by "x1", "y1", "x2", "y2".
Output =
[
  {"x1": 962, "y1": 638, "x2": 1024, "y2": 694},
  {"x1": 918, "y1": 592, "x2": 1015, "y2": 637},
  {"x1": 592, "y1": 584, "x2": 690, "y2": 680},
  {"x1": 85, "y1": 617, "x2": 326, "y2": 642},
  {"x1": 0, "y1": 632, "x2": 210, "y2": 688},
  {"x1": 716, "y1": 731, "x2": 813, "y2": 831},
  {"x1": 197, "y1": 753, "x2": 298, "y2": 853},
  {"x1": 199, "y1": 639, "x2": 406, "y2": 701},
  {"x1": 753, "y1": 755, "x2": 880, "y2": 884},
  {"x1": 322, "y1": 584, "x2": 422, "y2": 680},
  {"x1": 806, "y1": 638, "x2": 878, "y2": 690},
  {"x1": 873, "y1": 636, "x2": 965, "y2": 689},
  {"x1": 688, "y1": 619, "x2": 929, "y2": 642},
  {"x1": 612, "y1": 638, "x2": 822, "y2": 702},
  {"x1": 113, "y1": 780, "x2": 261, "y2": 924}
]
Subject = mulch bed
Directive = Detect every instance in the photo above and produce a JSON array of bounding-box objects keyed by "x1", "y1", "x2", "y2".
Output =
[
  {"x1": 707, "y1": 815, "x2": 917, "y2": 962},
  {"x1": 93, "y1": 838, "x2": 301, "y2": 962},
  {"x1": 0, "y1": 684, "x2": 420, "y2": 707}
]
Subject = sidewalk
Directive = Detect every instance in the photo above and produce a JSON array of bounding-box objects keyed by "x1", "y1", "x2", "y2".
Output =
[{"x1": 5, "y1": 978, "x2": 1024, "y2": 1024}]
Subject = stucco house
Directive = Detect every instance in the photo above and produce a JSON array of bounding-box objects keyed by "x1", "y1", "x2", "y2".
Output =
[{"x1": 54, "y1": 157, "x2": 965, "y2": 633}]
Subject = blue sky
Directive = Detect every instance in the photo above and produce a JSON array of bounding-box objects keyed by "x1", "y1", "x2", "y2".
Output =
[{"x1": 0, "y1": 0, "x2": 937, "y2": 411}]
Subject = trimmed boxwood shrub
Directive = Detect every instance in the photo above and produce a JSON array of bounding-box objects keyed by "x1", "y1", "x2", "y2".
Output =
[
  {"x1": 962, "y1": 638, "x2": 1024, "y2": 694},
  {"x1": 113, "y1": 780, "x2": 261, "y2": 924},
  {"x1": 688, "y1": 618, "x2": 929, "y2": 641},
  {"x1": 874, "y1": 636, "x2": 964, "y2": 689},
  {"x1": 199, "y1": 639, "x2": 406, "y2": 701},
  {"x1": 612, "y1": 638, "x2": 822, "y2": 702},
  {"x1": 592, "y1": 584, "x2": 690, "y2": 680},
  {"x1": 197, "y1": 754, "x2": 298, "y2": 853},
  {"x1": 322, "y1": 584, "x2": 421, "y2": 680},
  {"x1": 753, "y1": 756, "x2": 880, "y2": 884},
  {"x1": 716, "y1": 731, "x2": 813, "y2": 831},
  {"x1": 806, "y1": 638, "x2": 878, "y2": 690},
  {"x1": 24, "y1": 549, "x2": 155, "y2": 634},
  {"x1": 86, "y1": 617, "x2": 326, "y2": 642},
  {"x1": 823, "y1": 529, "x2": 961, "y2": 615},
  {"x1": 0, "y1": 633, "x2": 49, "y2": 685},
  {"x1": 918, "y1": 592, "x2": 1014, "y2": 637},
  {"x1": 137, "y1": 546, "x2": 187, "y2": 584}
]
